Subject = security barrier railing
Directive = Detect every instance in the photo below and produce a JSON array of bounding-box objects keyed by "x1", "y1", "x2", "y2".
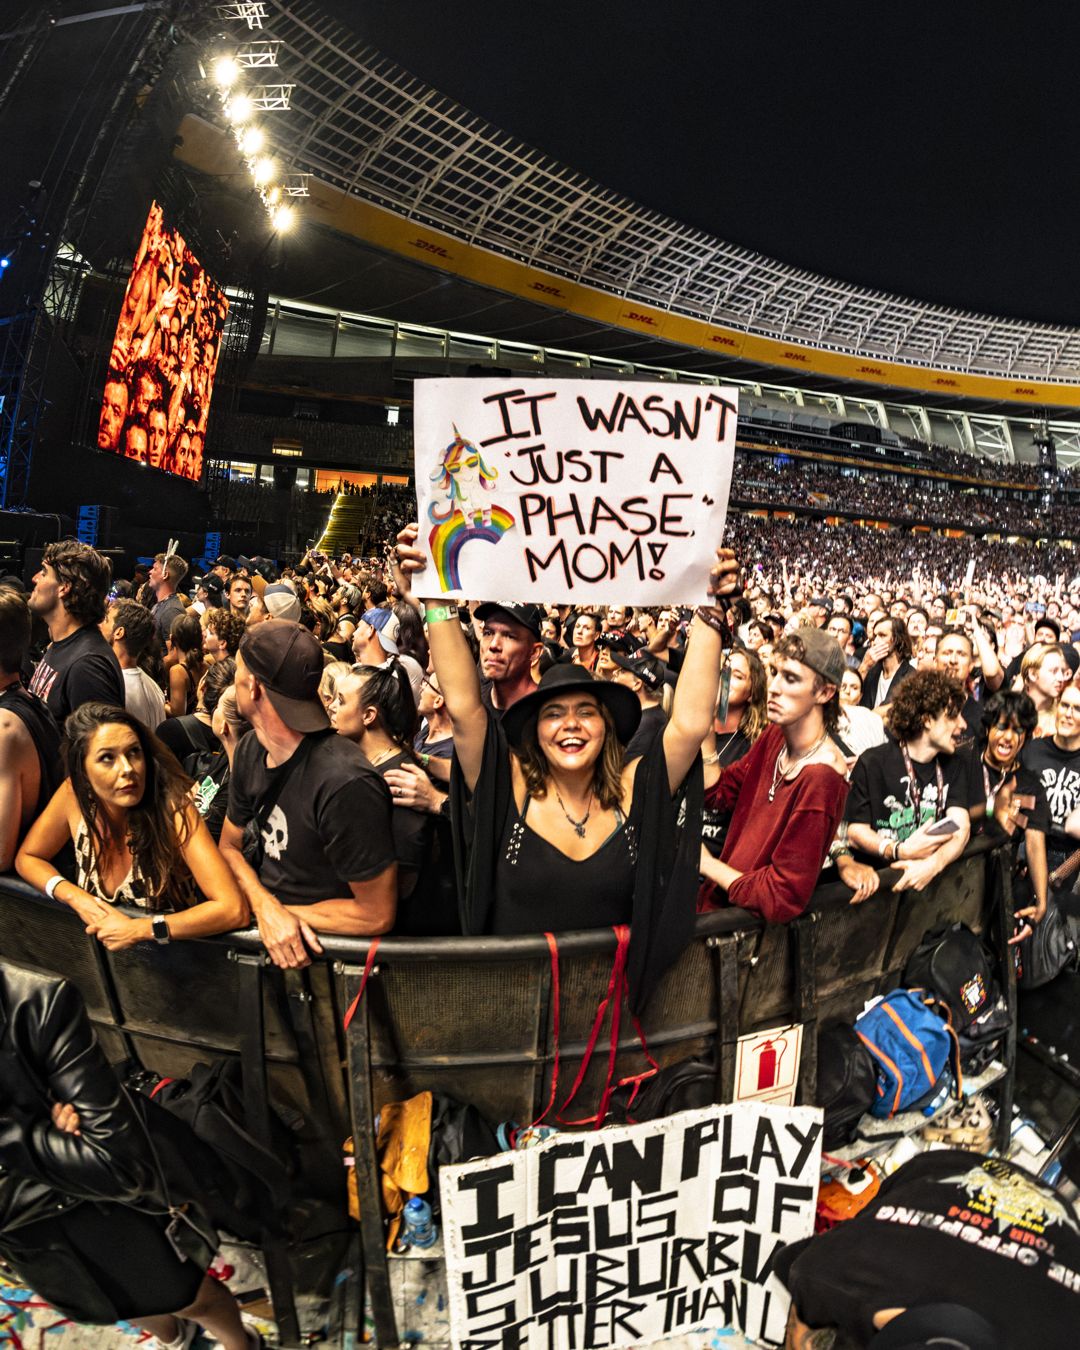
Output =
[{"x1": 0, "y1": 837, "x2": 1015, "y2": 1347}]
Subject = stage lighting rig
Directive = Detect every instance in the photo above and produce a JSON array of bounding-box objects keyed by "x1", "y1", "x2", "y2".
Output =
[{"x1": 215, "y1": 3, "x2": 267, "y2": 29}]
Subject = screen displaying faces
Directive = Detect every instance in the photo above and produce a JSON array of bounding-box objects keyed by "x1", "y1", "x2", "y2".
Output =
[{"x1": 97, "y1": 200, "x2": 228, "y2": 482}]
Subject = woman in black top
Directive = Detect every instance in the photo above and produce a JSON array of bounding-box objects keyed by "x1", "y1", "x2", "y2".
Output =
[
  {"x1": 395, "y1": 527, "x2": 738, "y2": 1010},
  {"x1": 330, "y1": 661, "x2": 446, "y2": 929}
]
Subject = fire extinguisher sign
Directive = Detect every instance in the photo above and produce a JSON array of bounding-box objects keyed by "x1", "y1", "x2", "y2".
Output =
[{"x1": 734, "y1": 1023, "x2": 804, "y2": 1105}]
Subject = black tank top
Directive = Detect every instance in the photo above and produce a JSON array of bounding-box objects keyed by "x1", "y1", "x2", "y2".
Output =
[
  {"x1": 0, "y1": 684, "x2": 62, "y2": 813},
  {"x1": 491, "y1": 780, "x2": 642, "y2": 933}
]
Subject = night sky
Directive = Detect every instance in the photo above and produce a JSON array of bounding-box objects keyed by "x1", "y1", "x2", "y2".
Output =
[{"x1": 324, "y1": 1, "x2": 1080, "y2": 328}]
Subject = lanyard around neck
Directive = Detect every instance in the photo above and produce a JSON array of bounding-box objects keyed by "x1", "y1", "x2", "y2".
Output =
[{"x1": 900, "y1": 742, "x2": 945, "y2": 822}]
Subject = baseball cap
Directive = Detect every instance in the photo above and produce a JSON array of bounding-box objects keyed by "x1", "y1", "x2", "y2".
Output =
[
  {"x1": 239, "y1": 619, "x2": 329, "y2": 732},
  {"x1": 263, "y1": 582, "x2": 302, "y2": 622},
  {"x1": 361, "y1": 607, "x2": 400, "y2": 654},
  {"x1": 612, "y1": 648, "x2": 665, "y2": 691},
  {"x1": 790, "y1": 628, "x2": 846, "y2": 687},
  {"x1": 198, "y1": 574, "x2": 224, "y2": 603},
  {"x1": 212, "y1": 555, "x2": 236, "y2": 571},
  {"x1": 473, "y1": 601, "x2": 543, "y2": 637}
]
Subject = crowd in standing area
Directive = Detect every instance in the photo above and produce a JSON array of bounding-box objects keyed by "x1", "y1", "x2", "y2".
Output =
[{"x1": 4, "y1": 489, "x2": 1080, "y2": 1347}]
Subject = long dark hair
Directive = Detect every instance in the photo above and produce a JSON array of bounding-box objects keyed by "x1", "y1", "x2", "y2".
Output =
[
  {"x1": 353, "y1": 661, "x2": 419, "y2": 758},
  {"x1": 393, "y1": 601, "x2": 429, "y2": 669},
  {"x1": 64, "y1": 702, "x2": 195, "y2": 912}
]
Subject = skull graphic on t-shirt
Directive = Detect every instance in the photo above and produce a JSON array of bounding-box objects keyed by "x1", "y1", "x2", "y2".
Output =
[{"x1": 262, "y1": 804, "x2": 289, "y2": 861}]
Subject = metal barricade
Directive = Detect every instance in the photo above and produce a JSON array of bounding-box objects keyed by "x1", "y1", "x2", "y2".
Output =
[{"x1": 0, "y1": 836, "x2": 1014, "y2": 1347}]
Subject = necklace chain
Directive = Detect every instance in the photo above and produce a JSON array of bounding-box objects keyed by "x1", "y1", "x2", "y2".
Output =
[
  {"x1": 768, "y1": 731, "x2": 829, "y2": 802},
  {"x1": 554, "y1": 785, "x2": 594, "y2": 838}
]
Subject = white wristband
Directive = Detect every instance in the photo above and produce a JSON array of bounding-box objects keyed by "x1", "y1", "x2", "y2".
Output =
[{"x1": 44, "y1": 874, "x2": 64, "y2": 901}]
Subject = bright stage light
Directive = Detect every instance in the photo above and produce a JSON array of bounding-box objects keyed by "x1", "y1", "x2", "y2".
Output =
[
  {"x1": 213, "y1": 56, "x2": 240, "y2": 87},
  {"x1": 270, "y1": 204, "x2": 294, "y2": 232},
  {"x1": 239, "y1": 125, "x2": 264, "y2": 155},
  {"x1": 252, "y1": 156, "x2": 275, "y2": 185},
  {"x1": 265, "y1": 185, "x2": 282, "y2": 204},
  {"x1": 226, "y1": 93, "x2": 253, "y2": 123}
]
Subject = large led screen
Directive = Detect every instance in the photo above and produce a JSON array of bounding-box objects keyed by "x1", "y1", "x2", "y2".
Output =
[{"x1": 97, "y1": 201, "x2": 228, "y2": 482}]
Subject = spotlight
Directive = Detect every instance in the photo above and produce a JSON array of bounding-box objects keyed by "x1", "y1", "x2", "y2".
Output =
[
  {"x1": 270, "y1": 203, "x2": 294, "y2": 232},
  {"x1": 239, "y1": 125, "x2": 264, "y2": 155},
  {"x1": 226, "y1": 93, "x2": 253, "y2": 123},
  {"x1": 213, "y1": 56, "x2": 240, "y2": 87},
  {"x1": 265, "y1": 185, "x2": 282, "y2": 205},
  {"x1": 0, "y1": 257, "x2": 9, "y2": 270},
  {"x1": 251, "y1": 156, "x2": 275, "y2": 185}
]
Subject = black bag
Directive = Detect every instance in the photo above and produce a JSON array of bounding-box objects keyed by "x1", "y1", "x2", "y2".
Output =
[
  {"x1": 817, "y1": 1023, "x2": 877, "y2": 1148},
  {"x1": 903, "y1": 922, "x2": 1009, "y2": 1043},
  {"x1": 1018, "y1": 901, "x2": 1080, "y2": 989},
  {"x1": 426, "y1": 1094, "x2": 500, "y2": 1215},
  {"x1": 607, "y1": 1059, "x2": 717, "y2": 1124},
  {"x1": 148, "y1": 1058, "x2": 297, "y2": 1233}
]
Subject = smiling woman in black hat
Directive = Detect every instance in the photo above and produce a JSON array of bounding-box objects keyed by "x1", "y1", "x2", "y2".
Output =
[{"x1": 393, "y1": 524, "x2": 739, "y2": 1010}]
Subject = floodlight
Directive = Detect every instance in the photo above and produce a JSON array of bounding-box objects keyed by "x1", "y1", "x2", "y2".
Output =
[
  {"x1": 270, "y1": 204, "x2": 294, "y2": 233},
  {"x1": 213, "y1": 56, "x2": 240, "y2": 87},
  {"x1": 239, "y1": 126, "x2": 264, "y2": 155},
  {"x1": 252, "y1": 156, "x2": 276, "y2": 185},
  {"x1": 226, "y1": 93, "x2": 253, "y2": 124}
]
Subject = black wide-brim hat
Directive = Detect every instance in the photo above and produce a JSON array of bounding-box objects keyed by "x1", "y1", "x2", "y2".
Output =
[{"x1": 501, "y1": 663, "x2": 641, "y2": 751}]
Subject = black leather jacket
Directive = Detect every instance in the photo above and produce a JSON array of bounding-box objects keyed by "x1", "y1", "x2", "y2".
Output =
[{"x1": 0, "y1": 961, "x2": 162, "y2": 1232}]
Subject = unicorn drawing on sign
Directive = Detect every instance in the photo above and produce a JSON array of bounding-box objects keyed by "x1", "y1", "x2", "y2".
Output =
[
  {"x1": 427, "y1": 426, "x2": 515, "y2": 591},
  {"x1": 429, "y1": 425, "x2": 499, "y2": 527}
]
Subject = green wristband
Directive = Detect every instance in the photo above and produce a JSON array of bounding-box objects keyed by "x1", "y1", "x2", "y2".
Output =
[{"x1": 425, "y1": 604, "x2": 455, "y2": 625}]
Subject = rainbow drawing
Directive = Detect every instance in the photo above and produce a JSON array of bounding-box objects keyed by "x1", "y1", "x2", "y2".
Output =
[{"x1": 428, "y1": 505, "x2": 516, "y2": 591}]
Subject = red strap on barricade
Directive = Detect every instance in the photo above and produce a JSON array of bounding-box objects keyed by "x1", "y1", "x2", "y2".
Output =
[
  {"x1": 614, "y1": 1011, "x2": 661, "y2": 1123},
  {"x1": 529, "y1": 933, "x2": 561, "y2": 1128},
  {"x1": 342, "y1": 939, "x2": 380, "y2": 1030},
  {"x1": 149, "y1": 1076, "x2": 175, "y2": 1100},
  {"x1": 559, "y1": 926, "x2": 632, "y2": 1129}
]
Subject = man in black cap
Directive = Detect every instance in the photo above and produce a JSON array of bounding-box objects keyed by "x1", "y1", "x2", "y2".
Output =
[
  {"x1": 219, "y1": 620, "x2": 397, "y2": 967},
  {"x1": 210, "y1": 555, "x2": 236, "y2": 583},
  {"x1": 473, "y1": 602, "x2": 544, "y2": 715},
  {"x1": 611, "y1": 648, "x2": 667, "y2": 761}
]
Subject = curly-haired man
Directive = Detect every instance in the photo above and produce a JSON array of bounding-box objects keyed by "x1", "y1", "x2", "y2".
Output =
[
  {"x1": 28, "y1": 540, "x2": 123, "y2": 723},
  {"x1": 846, "y1": 669, "x2": 974, "y2": 892}
]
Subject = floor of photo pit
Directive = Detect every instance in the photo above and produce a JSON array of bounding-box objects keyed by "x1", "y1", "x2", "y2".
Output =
[{"x1": 0, "y1": 1241, "x2": 760, "y2": 1350}]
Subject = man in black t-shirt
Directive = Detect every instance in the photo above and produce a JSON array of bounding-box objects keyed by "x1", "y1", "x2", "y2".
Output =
[
  {"x1": 777, "y1": 1151, "x2": 1080, "y2": 1347},
  {"x1": 1022, "y1": 683, "x2": 1080, "y2": 888},
  {"x1": 611, "y1": 648, "x2": 667, "y2": 761},
  {"x1": 27, "y1": 539, "x2": 123, "y2": 725},
  {"x1": 220, "y1": 619, "x2": 397, "y2": 968},
  {"x1": 847, "y1": 670, "x2": 974, "y2": 892},
  {"x1": 0, "y1": 591, "x2": 61, "y2": 870}
]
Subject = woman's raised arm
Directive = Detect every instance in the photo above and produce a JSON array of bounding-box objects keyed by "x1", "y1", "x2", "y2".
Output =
[
  {"x1": 394, "y1": 523, "x2": 488, "y2": 791},
  {"x1": 662, "y1": 549, "x2": 740, "y2": 794}
]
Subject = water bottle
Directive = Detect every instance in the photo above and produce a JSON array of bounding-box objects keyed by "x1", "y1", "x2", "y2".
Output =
[{"x1": 401, "y1": 1195, "x2": 438, "y2": 1249}]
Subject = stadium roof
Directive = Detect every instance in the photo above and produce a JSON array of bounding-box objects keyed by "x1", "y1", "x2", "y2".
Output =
[{"x1": 183, "y1": 2, "x2": 1080, "y2": 409}]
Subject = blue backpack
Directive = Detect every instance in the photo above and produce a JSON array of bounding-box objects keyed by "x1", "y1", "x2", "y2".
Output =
[{"x1": 855, "y1": 989, "x2": 960, "y2": 1118}]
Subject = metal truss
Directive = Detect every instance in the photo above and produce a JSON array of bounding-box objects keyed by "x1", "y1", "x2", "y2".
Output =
[
  {"x1": 250, "y1": 83, "x2": 292, "y2": 110},
  {"x1": 236, "y1": 0, "x2": 1080, "y2": 384},
  {"x1": 215, "y1": 4, "x2": 267, "y2": 29}
]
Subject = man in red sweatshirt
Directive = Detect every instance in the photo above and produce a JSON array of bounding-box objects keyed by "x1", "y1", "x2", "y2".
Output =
[{"x1": 699, "y1": 628, "x2": 849, "y2": 923}]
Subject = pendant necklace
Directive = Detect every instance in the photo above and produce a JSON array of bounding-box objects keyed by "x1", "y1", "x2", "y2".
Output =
[
  {"x1": 555, "y1": 785, "x2": 593, "y2": 838},
  {"x1": 769, "y1": 731, "x2": 829, "y2": 803}
]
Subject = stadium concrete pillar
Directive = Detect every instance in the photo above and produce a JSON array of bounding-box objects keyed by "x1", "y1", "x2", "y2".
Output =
[{"x1": 1001, "y1": 417, "x2": 1017, "y2": 464}]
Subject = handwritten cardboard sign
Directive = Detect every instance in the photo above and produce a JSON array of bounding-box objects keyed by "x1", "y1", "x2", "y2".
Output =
[
  {"x1": 442, "y1": 1102, "x2": 822, "y2": 1348},
  {"x1": 413, "y1": 378, "x2": 738, "y2": 605}
]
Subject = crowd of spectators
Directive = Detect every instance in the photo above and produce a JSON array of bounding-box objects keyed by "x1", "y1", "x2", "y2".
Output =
[{"x1": 3, "y1": 507, "x2": 1080, "y2": 1346}]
